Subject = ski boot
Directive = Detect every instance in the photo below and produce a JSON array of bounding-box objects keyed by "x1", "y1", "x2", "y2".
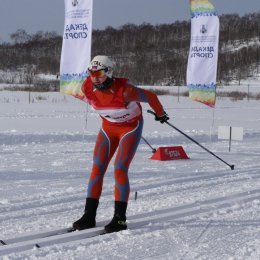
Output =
[
  {"x1": 104, "y1": 201, "x2": 127, "y2": 233},
  {"x1": 73, "y1": 198, "x2": 99, "y2": 230}
]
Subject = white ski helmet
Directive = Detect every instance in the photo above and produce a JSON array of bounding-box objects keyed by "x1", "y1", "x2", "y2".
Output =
[{"x1": 88, "y1": 55, "x2": 113, "y2": 78}]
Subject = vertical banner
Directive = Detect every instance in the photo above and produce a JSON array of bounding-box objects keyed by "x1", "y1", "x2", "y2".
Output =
[
  {"x1": 60, "y1": 0, "x2": 93, "y2": 100},
  {"x1": 187, "y1": 0, "x2": 219, "y2": 107}
]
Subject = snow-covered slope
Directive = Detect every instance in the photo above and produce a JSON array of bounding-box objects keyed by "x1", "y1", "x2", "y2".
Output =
[{"x1": 0, "y1": 91, "x2": 260, "y2": 259}]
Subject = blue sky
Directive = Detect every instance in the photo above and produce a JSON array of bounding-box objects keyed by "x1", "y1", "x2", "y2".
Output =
[{"x1": 0, "y1": 0, "x2": 259, "y2": 42}]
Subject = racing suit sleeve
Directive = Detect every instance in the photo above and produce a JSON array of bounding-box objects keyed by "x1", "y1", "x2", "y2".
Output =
[{"x1": 123, "y1": 82, "x2": 165, "y2": 117}]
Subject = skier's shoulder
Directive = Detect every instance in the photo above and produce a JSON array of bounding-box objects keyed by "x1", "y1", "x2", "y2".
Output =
[
  {"x1": 113, "y1": 77, "x2": 129, "y2": 86},
  {"x1": 81, "y1": 76, "x2": 92, "y2": 95}
]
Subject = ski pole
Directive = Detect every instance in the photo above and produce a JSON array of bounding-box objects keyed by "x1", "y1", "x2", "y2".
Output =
[
  {"x1": 141, "y1": 136, "x2": 156, "y2": 153},
  {"x1": 147, "y1": 110, "x2": 235, "y2": 170}
]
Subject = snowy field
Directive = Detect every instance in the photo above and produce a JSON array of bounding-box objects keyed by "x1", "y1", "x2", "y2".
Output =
[{"x1": 0, "y1": 89, "x2": 260, "y2": 259}]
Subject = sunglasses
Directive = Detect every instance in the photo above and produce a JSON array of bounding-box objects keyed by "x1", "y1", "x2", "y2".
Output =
[{"x1": 88, "y1": 69, "x2": 107, "y2": 78}]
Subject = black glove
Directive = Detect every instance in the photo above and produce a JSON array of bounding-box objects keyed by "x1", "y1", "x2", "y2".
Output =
[{"x1": 154, "y1": 111, "x2": 169, "y2": 124}]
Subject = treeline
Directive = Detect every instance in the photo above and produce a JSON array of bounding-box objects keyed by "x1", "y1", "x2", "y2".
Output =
[{"x1": 0, "y1": 12, "x2": 259, "y2": 87}]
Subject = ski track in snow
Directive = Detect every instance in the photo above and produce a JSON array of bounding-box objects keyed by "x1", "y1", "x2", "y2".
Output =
[{"x1": 0, "y1": 92, "x2": 260, "y2": 259}]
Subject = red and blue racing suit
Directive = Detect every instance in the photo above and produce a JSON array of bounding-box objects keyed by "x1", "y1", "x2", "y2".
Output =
[{"x1": 81, "y1": 77, "x2": 165, "y2": 202}]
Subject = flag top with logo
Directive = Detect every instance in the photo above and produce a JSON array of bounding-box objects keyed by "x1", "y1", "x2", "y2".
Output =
[
  {"x1": 60, "y1": 0, "x2": 93, "y2": 101},
  {"x1": 187, "y1": 0, "x2": 219, "y2": 107},
  {"x1": 190, "y1": 0, "x2": 217, "y2": 18}
]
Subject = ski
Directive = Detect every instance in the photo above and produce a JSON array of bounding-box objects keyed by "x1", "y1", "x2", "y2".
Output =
[
  {"x1": 0, "y1": 227, "x2": 75, "y2": 246},
  {"x1": 1, "y1": 188, "x2": 260, "y2": 256},
  {"x1": 0, "y1": 226, "x2": 106, "y2": 256},
  {"x1": 0, "y1": 220, "x2": 107, "y2": 247}
]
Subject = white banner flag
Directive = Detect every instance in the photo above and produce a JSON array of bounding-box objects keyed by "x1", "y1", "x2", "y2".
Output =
[
  {"x1": 187, "y1": 0, "x2": 219, "y2": 107},
  {"x1": 60, "y1": 0, "x2": 93, "y2": 100}
]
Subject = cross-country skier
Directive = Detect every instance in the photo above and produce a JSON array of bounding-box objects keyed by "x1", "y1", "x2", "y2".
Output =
[{"x1": 73, "y1": 55, "x2": 169, "y2": 233}]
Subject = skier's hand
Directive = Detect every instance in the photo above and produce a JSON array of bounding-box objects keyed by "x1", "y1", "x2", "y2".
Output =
[{"x1": 154, "y1": 111, "x2": 169, "y2": 124}]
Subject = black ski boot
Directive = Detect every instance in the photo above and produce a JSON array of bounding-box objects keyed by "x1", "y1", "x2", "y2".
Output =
[
  {"x1": 104, "y1": 201, "x2": 127, "y2": 233},
  {"x1": 73, "y1": 198, "x2": 99, "y2": 230}
]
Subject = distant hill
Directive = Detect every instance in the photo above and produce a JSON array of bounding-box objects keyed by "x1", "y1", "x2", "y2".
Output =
[{"x1": 0, "y1": 12, "x2": 259, "y2": 88}]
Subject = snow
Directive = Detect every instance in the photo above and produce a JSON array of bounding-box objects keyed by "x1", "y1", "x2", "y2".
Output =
[
  {"x1": 0, "y1": 89, "x2": 260, "y2": 259},
  {"x1": 222, "y1": 37, "x2": 260, "y2": 53}
]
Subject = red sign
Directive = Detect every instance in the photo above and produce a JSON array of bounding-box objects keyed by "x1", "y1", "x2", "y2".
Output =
[{"x1": 150, "y1": 146, "x2": 189, "y2": 161}]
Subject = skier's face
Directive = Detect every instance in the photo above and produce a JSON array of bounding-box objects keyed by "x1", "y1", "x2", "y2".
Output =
[{"x1": 89, "y1": 69, "x2": 107, "y2": 84}]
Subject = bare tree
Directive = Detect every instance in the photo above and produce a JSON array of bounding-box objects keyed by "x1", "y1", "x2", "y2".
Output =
[{"x1": 10, "y1": 29, "x2": 31, "y2": 44}]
